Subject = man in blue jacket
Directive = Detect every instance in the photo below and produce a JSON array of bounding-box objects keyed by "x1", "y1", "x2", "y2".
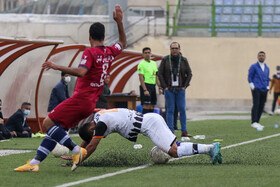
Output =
[
  {"x1": 47, "y1": 72, "x2": 70, "y2": 112},
  {"x1": 248, "y1": 51, "x2": 270, "y2": 129}
]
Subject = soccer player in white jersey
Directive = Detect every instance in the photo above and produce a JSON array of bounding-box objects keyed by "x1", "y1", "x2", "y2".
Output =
[{"x1": 77, "y1": 108, "x2": 221, "y2": 169}]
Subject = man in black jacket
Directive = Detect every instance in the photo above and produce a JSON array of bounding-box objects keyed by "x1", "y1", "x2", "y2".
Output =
[
  {"x1": 5, "y1": 102, "x2": 32, "y2": 138},
  {"x1": 158, "y1": 42, "x2": 192, "y2": 138},
  {"x1": 0, "y1": 99, "x2": 12, "y2": 140},
  {"x1": 48, "y1": 72, "x2": 70, "y2": 112}
]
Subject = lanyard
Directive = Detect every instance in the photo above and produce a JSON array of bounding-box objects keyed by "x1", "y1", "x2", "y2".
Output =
[{"x1": 168, "y1": 55, "x2": 181, "y2": 74}]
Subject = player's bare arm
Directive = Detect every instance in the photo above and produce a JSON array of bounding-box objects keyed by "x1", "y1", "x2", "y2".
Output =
[
  {"x1": 42, "y1": 60, "x2": 88, "y2": 77},
  {"x1": 113, "y1": 5, "x2": 127, "y2": 48},
  {"x1": 82, "y1": 138, "x2": 102, "y2": 161}
]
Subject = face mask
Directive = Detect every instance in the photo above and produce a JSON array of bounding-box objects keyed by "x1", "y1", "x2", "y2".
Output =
[
  {"x1": 64, "y1": 76, "x2": 71, "y2": 83},
  {"x1": 23, "y1": 109, "x2": 30, "y2": 116}
]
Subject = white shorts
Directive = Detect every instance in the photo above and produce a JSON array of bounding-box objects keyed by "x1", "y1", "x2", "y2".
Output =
[{"x1": 141, "y1": 113, "x2": 177, "y2": 153}]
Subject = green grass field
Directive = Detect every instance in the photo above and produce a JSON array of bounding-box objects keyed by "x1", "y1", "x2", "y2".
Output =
[{"x1": 1, "y1": 114, "x2": 280, "y2": 187}]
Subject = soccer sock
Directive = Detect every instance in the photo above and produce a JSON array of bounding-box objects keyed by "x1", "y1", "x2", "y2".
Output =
[
  {"x1": 30, "y1": 135, "x2": 57, "y2": 165},
  {"x1": 177, "y1": 142, "x2": 213, "y2": 157},
  {"x1": 47, "y1": 125, "x2": 76, "y2": 151},
  {"x1": 142, "y1": 109, "x2": 149, "y2": 114}
]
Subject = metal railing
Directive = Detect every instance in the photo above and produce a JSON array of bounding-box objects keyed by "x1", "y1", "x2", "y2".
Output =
[{"x1": 166, "y1": 0, "x2": 280, "y2": 37}]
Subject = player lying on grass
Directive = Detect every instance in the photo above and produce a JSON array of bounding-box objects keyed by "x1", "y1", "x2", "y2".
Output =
[{"x1": 75, "y1": 108, "x2": 222, "y2": 169}]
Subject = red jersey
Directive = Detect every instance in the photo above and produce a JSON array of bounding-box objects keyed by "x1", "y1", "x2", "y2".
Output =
[
  {"x1": 48, "y1": 43, "x2": 122, "y2": 129},
  {"x1": 75, "y1": 43, "x2": 122, "y2": 100}
]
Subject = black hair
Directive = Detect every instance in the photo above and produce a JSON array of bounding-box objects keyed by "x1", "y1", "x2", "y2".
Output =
[
  {"x1": 21, "y1": 102, "x2": 31, "y2": 108},
  {"x1": 142, "y1": 47, "x2": 151, "y2": 53},
  {"x1": 258, "y1": 51, "x2": 265, "y2": 55},
  {"x1": 61, "y1": 72, "x2": 67, "y2": 77},
  {"x1": 170, "y1": 42, "x2": 180, "y2": 49},
  {"x1": 89, "y1": 22, "x2": 105, "y2": 41},
  {"x1": 79, "y1": 122, "x2": 93, "y2": 144}
]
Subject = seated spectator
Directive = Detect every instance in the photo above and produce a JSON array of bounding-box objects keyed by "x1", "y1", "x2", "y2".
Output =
[
  {"x1": 96, "y1": 74, "x2": 111, "y2": 109},
  {"x1": 5, "y1": 102, "x2": 32, "y2": 138},
  {"x1": 48, "y1": 72, "x2": 70, "y2": 112},
  {"x1": 0, "y1": 99, "x2": 12, "y2": 140}
]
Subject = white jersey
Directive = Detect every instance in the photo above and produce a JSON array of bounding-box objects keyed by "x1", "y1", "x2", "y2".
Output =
[
  {"x1": 93, "y1": 108, "x2": 176, "y2": 153},
  {"x1": 94, "y1": 108, "x2": 143, "y2": 142}
]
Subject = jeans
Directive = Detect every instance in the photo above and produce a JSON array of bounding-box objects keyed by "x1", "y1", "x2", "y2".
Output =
[{"x1": 164, "y1": 89, "x2": 187, "y2": 133}]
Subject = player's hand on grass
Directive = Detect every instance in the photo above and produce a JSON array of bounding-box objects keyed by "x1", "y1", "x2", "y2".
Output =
[
  {"x1": 60, "y1": 155, "x2": 72, "y2": 160},
  {"x1": 113, "y1": 4, "x2": 123, "y2": 23},
  {"x1": 42, "y1": 60, "x2": 58, "y2": 70},
  {"x1": 61, "y1": 162, "x2": 72, "y2": 167}
]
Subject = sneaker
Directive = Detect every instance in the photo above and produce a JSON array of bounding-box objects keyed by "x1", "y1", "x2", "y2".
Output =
[
  {"x1": 257, "y1": 123, "x2": 264, "y2": 128},
  {"x1": 209, "y1": 142, "x2": 221, "y2": 165},
  {"x1": 14, "y1": 160, "x2": 39, "y2": 172},
  {"x1": 251, "y1": 122, "x2": 261, "y2": 129},
  {"x1": 181, "y1": 132, "x2": 192, "y2": 137},
  {"x1": 71, "y1": 147, "x2": 87, "y2": 171}
]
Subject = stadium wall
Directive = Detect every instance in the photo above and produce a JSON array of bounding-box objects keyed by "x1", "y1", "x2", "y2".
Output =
[{"x1": 128, "y1": 36, "x2": 280, "y2": 111}]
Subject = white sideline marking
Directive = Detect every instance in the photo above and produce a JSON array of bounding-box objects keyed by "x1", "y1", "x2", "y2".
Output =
[
  {"x1": 56, "y1": 164, "x2": 152, "y2": 187},
  {"x1": 56, "y1": 133, "x2": 280, "y2": 187}
]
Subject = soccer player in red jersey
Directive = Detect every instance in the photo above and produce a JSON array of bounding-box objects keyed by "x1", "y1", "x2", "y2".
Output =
[{"x1": 14, "y1": 5, "x2": 126, "y2": 172}]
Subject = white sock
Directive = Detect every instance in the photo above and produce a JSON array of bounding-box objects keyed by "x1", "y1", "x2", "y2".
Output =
[
  {"x1": 29, "y1": 159, "x2": 40, "y2": 166},
  {"x1": 177, "y1": 142, "x2": 213, "y2": 157},
  {"x1": 72, "y1": 145, "x2": 80, "y2": 154}
]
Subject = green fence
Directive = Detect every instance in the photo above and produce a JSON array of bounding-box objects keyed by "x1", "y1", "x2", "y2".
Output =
[{"x1": 166, "y1": 0, "x2": 280, "y2": 37}]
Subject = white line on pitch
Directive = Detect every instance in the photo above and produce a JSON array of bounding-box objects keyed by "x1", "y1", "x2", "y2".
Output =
[{"x1": 56, "y1": 133, "x2": 280, "y2": 187}]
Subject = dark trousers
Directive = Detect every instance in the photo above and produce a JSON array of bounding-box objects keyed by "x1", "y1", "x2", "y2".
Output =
[
  {"x1": 251, "y1": 89, "x2": 267, "y2": 123},
  {"x1": 0, "y1": 124, "x2": 12, "y2": 139},
  {"x1": 272, "y1": 92, "x2": 280, "y2": 112}
]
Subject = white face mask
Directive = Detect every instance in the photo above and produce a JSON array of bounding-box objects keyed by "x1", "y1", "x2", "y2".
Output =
[
  {"x1": 23, "y1": 109, "x2": 30, "y2": 116},
  {"x1": 64, "y1": 76, "x2": 71, "y2": 83}
]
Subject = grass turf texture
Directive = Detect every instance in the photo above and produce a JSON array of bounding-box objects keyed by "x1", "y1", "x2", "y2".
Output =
[{"x1": 1, "y1": 115, "x2": 280, "y2": 186}]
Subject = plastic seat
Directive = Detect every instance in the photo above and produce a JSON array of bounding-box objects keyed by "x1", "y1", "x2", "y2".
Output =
[
  {"x1": 215, "y1": 7, "x2": 222, "y2": 14},
  {"x1": 273, "y1": 15, "x2": 280, "y2": 23},
  {"x1": 223, "y1": 7, "x2": 232, "y2": 14},
  {"x1": 232, "y1": 15, "x2": 241, "y2": 22},
  {"x1": 233, "y1": 7, "x2": 243, "y2": 14},
  {"x1": 263, "y1": 7, "x2": 274, "y2": 14},
  {"x1": 220, "y1": 15, "x2": 231, "y2": 23},
  {"x1": 234, "y1": 0, "x2": 243, "y2": 5},
  {"x1": 244, "y1": 7, "x2": 254, "y2": 14},
  {"x1": 265, "y1": 0, "x2": 274, "y2": 5},
  {"x1": 252, "y1": 15, "x2": 258, "y2": 23},
  {"x1": 275, "y1": 7, "x2": 280, "y2": 14},
  {"x1": 263, "y1": 15, "x2": 273, "y2": 23},
  {"x1": 244, "y1": 0, "x2": 254, "y2": 5},
  {"x1": 215, "y1": 0, "x2": 223, "y2": 5},
  {"x1": 215, "y1": 15, "x2": 221, "y2": 22},
  {"x1": 224, "y1": 0, "x2": 233, "y2": 5},
  {"x1": 241, "y1": 15, "x2": 251, "y2": 23}
]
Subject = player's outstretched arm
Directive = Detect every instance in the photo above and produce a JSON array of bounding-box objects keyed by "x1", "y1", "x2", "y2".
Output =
[
  {"x1": 42, "y1": 60, "x2": 88, "y2": 77},
  {"x1": 113, "y1": 4, "x2": 127, "y2": 48},
  {"x1": 82, "y1": 138, "x2": 102, "y2": 161}
]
